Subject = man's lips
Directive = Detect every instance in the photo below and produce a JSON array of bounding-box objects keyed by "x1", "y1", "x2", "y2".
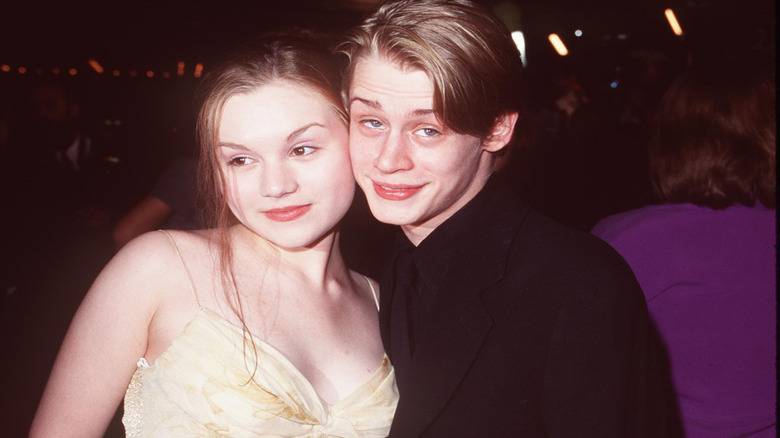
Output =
[
  {"x1": 263, "y1": 204, "x2": 311, "y2": 222},
  {"x1": 372, "y1": 181, "x2": 424, "y2": 201}
]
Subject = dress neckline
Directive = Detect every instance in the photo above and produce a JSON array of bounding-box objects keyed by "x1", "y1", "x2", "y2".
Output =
[{"x1": 139, "y1": 307, "x2": 390, "y2": 408}]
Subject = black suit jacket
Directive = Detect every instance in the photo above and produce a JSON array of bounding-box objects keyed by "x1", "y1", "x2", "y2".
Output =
[{"x1": 380, "y1": 184, "x2": 669, "y2": 437}]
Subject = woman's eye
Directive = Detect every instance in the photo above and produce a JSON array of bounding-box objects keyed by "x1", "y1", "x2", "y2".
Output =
[
  {"x1": 415, "y1": 127, "x2": 440, "y2": 137},
  {"x1": 228, "y1": 156, "x2": 252, "y2": 166},
  {"x1": 291, "y1": 146, "x2": 315, "y2": 157},
  {"x1": 361, "y1": 119, "x2": 384, "y2": 129}
]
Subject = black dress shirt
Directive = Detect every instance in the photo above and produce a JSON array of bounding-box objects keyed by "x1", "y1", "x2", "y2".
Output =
[{"x1": 387, "y1": 177, "x2": 499, "y2": 377}]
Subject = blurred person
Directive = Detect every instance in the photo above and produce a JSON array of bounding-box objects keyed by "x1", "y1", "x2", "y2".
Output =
[
  {"x1": 19, "y1": 82, "x2": 121, "y2": 229},
  {"x1": 1, "y1": 82, "x2": 121, "y2": 295},
  {"x1": 30, "y1": 32, "x2": 397, "y2": 437},
  {"x1": 338, "y1": 0, "x2": 669, "y2": 436},
  {"x1": 503, "y1": 67, "x2": 611, "y2": 231},
  {"x1": 592, "y1": 69, "x2": 776, "y2": 437},
  {"x1": 112, "y1": 155, "x2": 200, "y2": 250}
]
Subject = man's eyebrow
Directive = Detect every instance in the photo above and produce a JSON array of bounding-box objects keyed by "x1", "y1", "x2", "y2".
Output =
[
  {"x1": 350, "y1": 97, "x2": 436, "y2": 118},
  {"x1": 349, "y1": 96, "x2": 380, "y2": 109},
  {"x1": 411, "y1": 108, "x2": 435, "y2": 117}
]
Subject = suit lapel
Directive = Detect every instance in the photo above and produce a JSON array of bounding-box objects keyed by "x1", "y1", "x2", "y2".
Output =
[{"x1": 389, "y1": 186, "x2": 529, "y2": 437}]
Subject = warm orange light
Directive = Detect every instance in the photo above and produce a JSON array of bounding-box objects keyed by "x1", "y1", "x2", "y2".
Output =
[
  {"x1": 18, "y1": 66, "x2": 27, "y2": 74},
  {"x1": 88, "y1": 59, "x2": 104, "y2": 74},
  {"x1": 113, "y1": 69, "x2": 121, "y2": 77},
  {"x1": 548, "y1": 33, "x2": 569, "y2": 56},
  {"x1": 177, "y1": 61, "x2": 185, "y2": 77},
  {"x1": 194, "y1": 62, "x2": 203, "y2": 78},
  {"x1": 1, "y1": 64, "x2": 10, "y2": 73},
  {"x1": 68, "y1": 68, "x2": 77, "y2": 76},
  {"x1": 146, "y1": 70, "x2": 154, "y2": 78},
  {"x1": 665, "y1": 9, "x2": 684, "y2": 36}
]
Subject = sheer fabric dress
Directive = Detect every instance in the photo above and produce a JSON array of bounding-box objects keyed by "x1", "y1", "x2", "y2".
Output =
[{"x1": 122, "y1": 231, "x2": 398, "y2": 437}]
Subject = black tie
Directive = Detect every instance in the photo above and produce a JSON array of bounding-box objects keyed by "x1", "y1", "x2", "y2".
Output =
[{"x1": 389, "y1": 248, "x2": 419, "y2": 382}]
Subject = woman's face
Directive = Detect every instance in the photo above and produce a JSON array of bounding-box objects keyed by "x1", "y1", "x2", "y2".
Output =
[{"x1": 217, "y1": 81, "x2": 354, "y2": 250}]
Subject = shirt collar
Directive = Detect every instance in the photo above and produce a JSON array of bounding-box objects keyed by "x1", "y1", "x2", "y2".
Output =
[{"x1": 401, "y1": 176, "x2": 501, "y2": 290}]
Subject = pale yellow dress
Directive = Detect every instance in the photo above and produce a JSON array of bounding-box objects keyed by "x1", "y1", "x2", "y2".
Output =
[{"x1": 122, "y1": 232, "x2": 398, "y2": 437}]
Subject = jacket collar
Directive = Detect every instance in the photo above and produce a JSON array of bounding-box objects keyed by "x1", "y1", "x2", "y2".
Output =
[{"x1": 387, "y1": 181, "x2": 532, "y2": 437}]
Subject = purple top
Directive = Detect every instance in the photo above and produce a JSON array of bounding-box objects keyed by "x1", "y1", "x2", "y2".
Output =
[{"x1": 592, "y1": 203, "x2": 776, "y2": 437}]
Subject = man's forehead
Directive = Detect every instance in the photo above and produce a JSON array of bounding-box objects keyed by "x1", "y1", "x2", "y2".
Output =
[{"x1": 350, "y1": 56, "x2": 433, "y2": 99}]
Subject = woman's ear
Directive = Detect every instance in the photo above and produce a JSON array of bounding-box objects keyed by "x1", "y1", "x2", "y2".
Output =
[{"x1": 482, "y1": 112, "x2": 519, "y2": 153}]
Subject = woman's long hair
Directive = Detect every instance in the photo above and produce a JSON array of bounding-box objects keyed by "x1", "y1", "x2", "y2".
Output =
[{"x1": 195, "y1": 30, "x2": 346, "y2": 379}]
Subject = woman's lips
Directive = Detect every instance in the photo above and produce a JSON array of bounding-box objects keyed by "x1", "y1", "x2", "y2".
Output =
[
  {"x1": 372, "y1": 181, "x2": 423, "y2": 201},
  {"x1": 263, "y1": 204, "x2": 311, "y2": 222}
]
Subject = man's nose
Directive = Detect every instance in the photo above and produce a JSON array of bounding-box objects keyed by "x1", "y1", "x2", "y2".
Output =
[{"x1": 373, "y1": 132, "x2": 413, "y2": 173}]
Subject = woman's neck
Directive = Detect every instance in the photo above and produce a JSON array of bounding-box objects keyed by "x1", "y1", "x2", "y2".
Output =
[{"x1": 229, "y1": 224, "x2": 350, "y2": 291}]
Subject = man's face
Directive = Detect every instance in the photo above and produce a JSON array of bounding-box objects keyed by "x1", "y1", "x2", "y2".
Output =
[{"x1": 348, "y1": 54, "x2": 493, "y2": 244}]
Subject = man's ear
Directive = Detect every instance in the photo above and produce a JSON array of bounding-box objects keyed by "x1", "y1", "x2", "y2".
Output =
[{"x1": 482, "y1": 111, "x2": 519, "y2": 153}]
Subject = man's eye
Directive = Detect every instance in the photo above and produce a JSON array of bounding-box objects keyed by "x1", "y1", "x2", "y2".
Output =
[
  {"x1": 362, "y1": 119, "x2": 384, "y2": 129},
  {"x1": 291, "y1": 146, "x2": 315, "y2": 157},
  {"x1": 416, "y1": 128, "x2": 440, "y2": 137}
]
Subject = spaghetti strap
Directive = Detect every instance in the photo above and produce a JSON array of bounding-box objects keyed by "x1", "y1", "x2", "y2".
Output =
[
  {"x1": 158, "y1": 230, "x2": 198, "y2": 302},
  {"x1": 364, "y1": 275, "x2": 380, "y2": 311}
]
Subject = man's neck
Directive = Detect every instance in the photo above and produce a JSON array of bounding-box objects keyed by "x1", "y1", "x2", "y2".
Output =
[{"x1": 400, "y1": 172, "x2": 494, "y2": 246}]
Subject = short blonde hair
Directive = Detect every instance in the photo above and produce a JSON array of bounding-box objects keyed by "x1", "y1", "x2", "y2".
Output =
[{"x1": 338, "y1": 0, "x2": 523, "y2": 143}]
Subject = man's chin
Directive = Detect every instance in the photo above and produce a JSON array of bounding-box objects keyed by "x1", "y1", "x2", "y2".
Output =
[{"x1": 366, "y1": 204, "x2": 417, "y2": 227}]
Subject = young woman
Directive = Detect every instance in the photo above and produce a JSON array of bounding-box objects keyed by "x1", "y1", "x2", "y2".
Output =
[{"x1": 30, "y1": 33, "x2": 398, "y2": 437}]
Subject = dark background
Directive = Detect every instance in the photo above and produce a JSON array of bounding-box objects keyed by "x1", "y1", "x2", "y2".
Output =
[{"x1": 0, "y1": 0, "x2": 774, "y2": 436}]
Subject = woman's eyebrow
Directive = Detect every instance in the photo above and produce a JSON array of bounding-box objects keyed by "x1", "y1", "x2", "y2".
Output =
[
  {"x1": 217, "y1": 123, "x2": 325, "y2": 149},
  {"x1": 217, "y1": 142, "x2": 250, "y2": 151},
  {"x1": 288, "y1": 123, "x2": 325, "y2": 142}
]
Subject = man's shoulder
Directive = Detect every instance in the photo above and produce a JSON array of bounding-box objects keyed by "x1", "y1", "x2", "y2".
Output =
[
  {"x1": 480, "y1": 186, "x2": 620, "y2": 263},
  {"x1": 476, "y1": 191, "x2": 639, "y2": 292}
]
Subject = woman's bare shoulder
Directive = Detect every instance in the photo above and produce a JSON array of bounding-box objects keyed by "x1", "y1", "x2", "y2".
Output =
[
  {"x1": 93, "y1": 230, "x2": 213, "y2": 293},
  {"x1": 121, "y1": 229, "x2": 213, "y2": 262}
]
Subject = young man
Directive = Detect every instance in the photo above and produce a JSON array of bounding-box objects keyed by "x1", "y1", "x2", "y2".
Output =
[{"x1": 339, "y1": 0, "x2": 669, "y2": 436}]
